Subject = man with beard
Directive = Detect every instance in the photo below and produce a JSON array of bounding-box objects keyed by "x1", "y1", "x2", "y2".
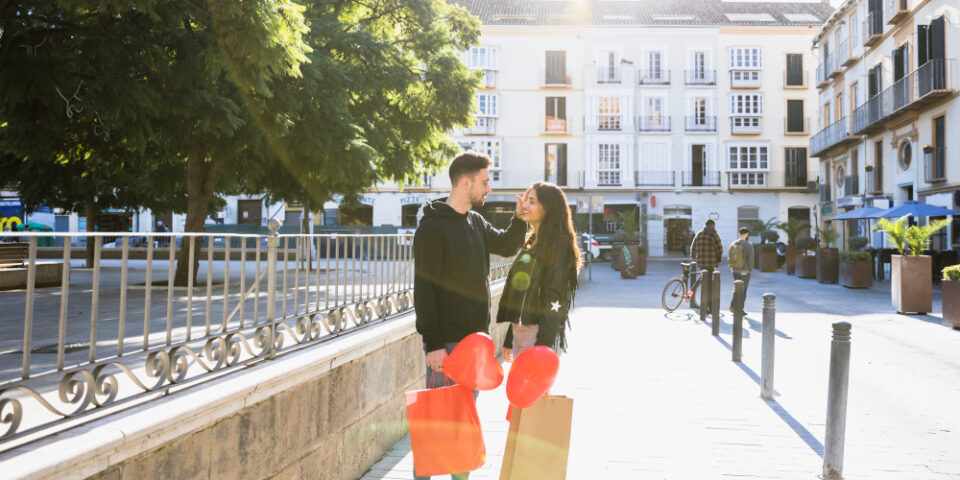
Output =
[{"x1": 412, "y1": 150, "x2": 528, "y2": 480}]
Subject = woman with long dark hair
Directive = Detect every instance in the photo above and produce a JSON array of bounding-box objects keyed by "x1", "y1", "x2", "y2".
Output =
[{"x1": 497, "y1": 182, "x2": 581, "y2": 360}]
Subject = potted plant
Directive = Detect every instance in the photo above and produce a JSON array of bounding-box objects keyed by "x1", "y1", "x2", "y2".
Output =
[
  {"x1": 943, "y1": 264, "x2": 960, "y2": 329},
  {"x1": 749, "y1": 217, "x2": 781, "y2": 272},
  {"x1": 816, "y1": 226, "x2": 840, "y2": 284},
  {"x1": 779, "y1": 219, "x2": 810, "y2": 275},
  {"x1": 758, "y1": 243, "x2": 779, "y2": 272},
  {"x1": 797, "y1": 237, "x2": 817, "y2": 278},
  {"x1": 615, "y1": 211, "x2": 646, "y2": 277},
  {"x1": 873, "y1": 216, "x2": 951, "y2": 314},
  {"x1": 840, "y1": 236, "x2": 872, "y2": 288}
]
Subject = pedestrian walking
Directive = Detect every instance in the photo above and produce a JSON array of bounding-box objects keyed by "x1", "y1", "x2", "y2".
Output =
[
  {"x1": 497, "y1": 182, "x2": 581, "y2": 362},
  {"x1": 413, "y1": 150, "x2": 528, "y2": 480},
  {"x1": 683, "y1": 228, "x2": 695, "y2": 257},
  {"x1": 727, "y1": 227, "x2": 754, "y2": 316},
  {"x1": 691, "y1": 219, "x2": 723, "y2": 314}
]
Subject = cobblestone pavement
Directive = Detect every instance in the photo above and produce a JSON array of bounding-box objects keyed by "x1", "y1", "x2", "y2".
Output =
[{"x1": 364, "y1": 258, "x2": 960, "y2": 480}]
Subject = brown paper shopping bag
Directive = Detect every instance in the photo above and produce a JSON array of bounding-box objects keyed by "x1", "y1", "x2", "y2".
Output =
[{"x1": 500, "y1": 395, "x2": 573, "y2": 480}]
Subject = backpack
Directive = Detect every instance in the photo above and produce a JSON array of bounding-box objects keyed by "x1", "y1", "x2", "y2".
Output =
[{"x1": 728, "y1": 241, "x2": 745, "y2": 270}]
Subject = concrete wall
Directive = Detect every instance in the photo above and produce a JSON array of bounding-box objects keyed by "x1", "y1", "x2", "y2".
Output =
[{"x1": 4, "y1": 286, "x2": 507, "y2": 480}]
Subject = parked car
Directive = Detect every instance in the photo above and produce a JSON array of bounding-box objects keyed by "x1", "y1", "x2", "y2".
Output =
[{"x1": 580, "y1": 233, "x2": 602, "y2": 261}]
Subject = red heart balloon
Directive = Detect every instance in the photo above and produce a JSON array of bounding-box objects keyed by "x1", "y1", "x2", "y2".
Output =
[
  {"x1": 443, "y1": 333, "x2": 504, "y2": 391},
  {"x1": 506, "y1": 346, "x2": 559, "y2": 408}
]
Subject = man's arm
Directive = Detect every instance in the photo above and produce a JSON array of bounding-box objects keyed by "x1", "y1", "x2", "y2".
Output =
[
  {"x1": 413, "y1": 222, "x2": 445, "y2": 352},
  {"x1": 483, "y1": 215, "x2": 528, "y2": 257}
]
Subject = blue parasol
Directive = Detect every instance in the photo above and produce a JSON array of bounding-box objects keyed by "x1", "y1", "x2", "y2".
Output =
[
  {"x1": 876, "y1": 200, "x2": 960, "y2": 218},
  {"x1": 828, "y1": 206, "x2": 887, "y2": 221}
]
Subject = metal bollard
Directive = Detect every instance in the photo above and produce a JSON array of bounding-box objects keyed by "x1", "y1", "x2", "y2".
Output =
[
  {"x1": 732, "y1": 280, "x2": 744, "y2": 362},
  {"x1": 711, "y1": 270, "x2": 721, "y2": 336},
  {"x1": 823, "y1": 322, "x2": 852, "y2": 479},
  {"x1": 761, "y1": 294, "x2": 776, "y2": 399},
  {"x1": 700, "y1": 269, "x2": 710, "y2": 323}
]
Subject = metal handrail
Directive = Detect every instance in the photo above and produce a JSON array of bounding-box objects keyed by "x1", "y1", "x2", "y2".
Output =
[{"x1": 0, "y1": 229, "x2": 513, "y2": 445}]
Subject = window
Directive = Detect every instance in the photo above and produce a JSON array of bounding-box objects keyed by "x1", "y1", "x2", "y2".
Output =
[
  {"x1": 465, "y1": 46, "x2": 498, "y2": 70},
  {"x1": 899, "y1": 141, "x2": 912, "y2": 170},
  {"x1": 729, "y1": 94, "x2": 763, "y2": 115},
  {"x1": 693, "y1": 97, "x2": 708, "y2": 122},
  {"x1": 545, "y1": 97, "x2": 567, "y2": 132},
  {"x1": 729, "y1": 47, "x2": 762, "y2": 69},
  {"x1": 599, "y1": 50, "x2": 620, "y2": 83},
  {"x1": 785, "y1": 53, "x2": 804, "y2": 86},
  {"x1": 545, "y1": 51, "x2": 567, "y2": 84},
  {"x1": 645, "y1": 97, "x2": 664, "y2": 126},
  {"x1": 785, "y1": 147, "x2": 808, "y2": 186},
  {"x1": 459, "y1": 138, "x2": 502, "y2": 181},
  {"x1": 648, "y1": 51, "x2": 663, "y2": 77},
  {"x1": 728, "y1": 144, "x2": 769, "y2": 186},
  {"x1": 476, "y1": 93, "x2": 498, "y2": 117},
  {"x1": 786, "y1": 100, "x2": 805, "y2": 133},
  {"x1": 598, "y1": 97, "x2": 622, "y2": 130},
  {"x1": 597, "y1": 144, "x2": 621, "y2": 185},
  {"x1": 545, "y1": 144, "x2": 568, "y2": 186},
  {"x1": 693, "y1": 52, "x2": 706, "y2": 77},
  {"x1": 873, "y1": 141, "x2": 883, "y2": 192},
  {"x1": 738, "y1": 206, "x2": 760, "y2": 231},
  {"x1": 850, "y1": 82, "x2": 859, "y2": 118}
]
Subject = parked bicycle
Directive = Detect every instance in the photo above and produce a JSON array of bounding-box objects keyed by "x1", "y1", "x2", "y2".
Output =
[{"x1": 661, "y1": 261, "x2": 701, "y2": 312}]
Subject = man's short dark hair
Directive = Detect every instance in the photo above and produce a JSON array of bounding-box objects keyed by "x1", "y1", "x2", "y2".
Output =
[
  {"x1": 705, "y1": 219, "x2": 716, "y2": 228},
  {"x1": 449, "y1": 151, "x2": 492, "y2": 185},
  {"x1": 738, "y1": 227, "x2": 751, "y2": 235}
]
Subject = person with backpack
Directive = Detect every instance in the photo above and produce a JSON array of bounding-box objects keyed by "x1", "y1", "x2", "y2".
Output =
[{"x1": 728, "y1": 227, "x2": 755, "y2": 316}]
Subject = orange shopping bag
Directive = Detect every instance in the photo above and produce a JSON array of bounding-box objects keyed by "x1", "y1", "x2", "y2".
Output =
[{"x1": 405, "y1": 383, "x2": 486, "y2": 476}]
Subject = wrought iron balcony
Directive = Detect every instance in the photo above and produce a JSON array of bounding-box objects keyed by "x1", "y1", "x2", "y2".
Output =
[
  {"x1": 730, "y1": 70, "x2": 761, "y2": 89},
  {"x1": 638, "y1": 115, "x2": 671, "y2": 132},
  {"x1": 924, "y1": 146, "x2": 946, "y2": 183},
  {"x1": 863, "y1": 11, "x2": 883, "y2": 48},
  {"x1": 685, "y1": 116, "x2": 717, "y2": 132},
  {"x1": 634, "y1": 170, "x2": 676, "y2": 187},
  {"x1": 594, "y1": 66, "x2": 623, "y2": 85},
  {"x1": 542, "y1": 116, "x2": 570, "y2": 134},
  {"x1": 853, "y1": 59, "x2": 957, "y2": 135},
  {"x1": 684, "y1": 69, "x2": 717, "y2": 86},
  {"x1": 885, "y1": 0, "x2": 910, "y2": 25},
  {"x1": 837, "y1": 39, "x2": 850, "y2": 69},
  {"x1": 638, "y1": 69, "x2": 670, "y2": 85},
  {"x1": 810, "y1": 117, "x2": 858, "y2": 157},
  {"x1": 682, "y1": 170, "x2": 721, "y2": 187}
]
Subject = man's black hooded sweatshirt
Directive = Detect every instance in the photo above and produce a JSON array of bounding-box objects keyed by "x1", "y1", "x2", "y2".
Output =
[{"x1": 414, "y1": 200, "x2": 526, "y2": 352}]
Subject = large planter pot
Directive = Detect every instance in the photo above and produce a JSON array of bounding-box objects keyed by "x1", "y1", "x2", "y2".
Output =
[
  {"x1": 753, "y1": 243, "x2": 762, "y2": 271},
  {"x1": 816, "y1": 247, "x2": 839, "y2": 284},
  {"x1": 618, "y1": 246, "x2": 646, "y2": 278},
  {"x1": 759, "y1": 252, "x2": 778, "y2": 272},
  {"x1": 611, "y1": 248, "x2": 624, "y2": 271},
  {"x1": 799, "y1": 254, "x2": 817, "y2": 279},
  {"x1": 943, "y1": 280, "x2": 960, "y2": 329},
  {"x1": 839, "y1": 260, "x2": 873, "y2": 289},
  {"x1": 785, "y1": 245, "x2": 801, "y2": 275},
  {"x1": 891, "y1": 255, "x2": 932, "y2": 314}
]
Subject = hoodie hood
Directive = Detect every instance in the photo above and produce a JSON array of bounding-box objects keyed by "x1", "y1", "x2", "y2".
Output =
[{"x1": 422, "y1": 200, "x2": 467, "y2": 219}]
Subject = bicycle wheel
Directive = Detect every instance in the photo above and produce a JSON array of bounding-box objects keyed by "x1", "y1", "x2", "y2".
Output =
[
  {"x1": 661, "y1": 277, "x2": 686, "y2": 312},
  {"x1": 689, "y1": 278, "x2": 701, "y2": 310}
]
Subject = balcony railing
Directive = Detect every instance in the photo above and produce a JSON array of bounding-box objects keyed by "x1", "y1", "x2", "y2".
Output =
[
  {"x1": 863, "y1": 11, "x2": 883, "y2": 48},
  {"x1": 817, "y1": 54, "x2": 836, "y2": 87},
  {"x1": 595, "y1": 66, "x2": 623, "y2": 85},
  {"x1": 924, "y1": 146, "x2": 946, "y2": 183},
  {"x1": 784, "y1": 116, "x2": 810, "y2": 135},
  {"x1": 638, "y1": 69, "x2": 670, "y2": 85},
  {"x1": 885, "y1": 0, "x2": 909, "y2": 25},
  {"x1": 731, "y1": 117, "x2": 762, "y2": 135},
  {"x1": 590, "y1": 115, "x2": 625, "y2": 132},
  {"x1": 491, "y1": 169, "x2": 584, "y2": 189},
  {"x1": 542, "y1": 116, "x2": 570, "y2": 134},
  {"x1": 783, "y1": 70, "x2": 808, "y2": 88},
  {"x1": 682, "y1": 170, "x2": 721, "y2": 187},
  {"x1": 685, "y1": 116, "x2": 717, "y2": 132},
  {"x1": 853, "y1": 59, "x2": 957, "y2": 134},
  {"x1": 634, "y1": 170, "x2": 676, "y2": 187},
  {"x1": 685, "y1": 69, "x2": 717, "y2": 86},
  {"x1": 638, "y1": 115, "x2": 671, "y2": 132},
  {"x1": 730, "y1": 70, "x2": 761, "y2": 88},
  {"x1": 727, "y1": 171, "x2": 813, "y2": 190},
  {"x1": 463, "y1": 117, "x2": 496, "y2": 135},
  {"x1": 810, "y1": 117, "x2": 856, "y2": 157},
  {"x1": 838, "y1": 39, "x2": 850, "y2": 68},
  {"x1": 540, "y1": 69, "x2": 572, "y2": 88}
]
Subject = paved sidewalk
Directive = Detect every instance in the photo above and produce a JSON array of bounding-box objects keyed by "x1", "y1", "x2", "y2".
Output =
[{"x1": 364, "y1": 260, "x2": 960, "y2": 479}]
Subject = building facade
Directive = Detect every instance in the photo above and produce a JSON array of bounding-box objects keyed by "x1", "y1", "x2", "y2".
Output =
[
  {"x1": 339, "y1": 0, "x2": 832, "y2": 256},
  {"x1": 811, "y1": 0, "x2": 959, "y2": 250}
]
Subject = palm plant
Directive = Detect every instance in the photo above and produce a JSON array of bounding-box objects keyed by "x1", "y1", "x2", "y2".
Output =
[
  {"x1": 615, "y1": 210, "x2": 639, "y2": 245},
  {"x1": 872, "y1": 216, "x2": 908, "y2": 254},
  {"x1": 905, "y1": 218, "x2": 951, "y2": 256},
  {"x1": 816, "y1": 226, "x2": 840, "y2": 248},
  {"x1": 778, "y1": 219, "x2": 810, "y2": 245},
  {"x1": 749, "y1": 217, "x2": 781, "y2": 244}
]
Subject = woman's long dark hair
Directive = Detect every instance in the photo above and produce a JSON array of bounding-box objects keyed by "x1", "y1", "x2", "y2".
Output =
[{"x1": 529, "y1": 182, "x2": 580, "y2": 352}]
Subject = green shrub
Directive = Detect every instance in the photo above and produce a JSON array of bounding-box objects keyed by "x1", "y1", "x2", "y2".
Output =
[
  {"x1": 796, "y1": 237, "x2": 817, "y2": 254},
  {"x1": 759, "y1": 243, "x2": 778, "y2": 253},
  {"x1": 817, "y1": 226, "x2": 840, "y2": 247},
  {"x1": 943, "y1": 264, "x2": 960, "y2": 282},
  {"x1": 840, "y1": 251, "x2": 871, "y2": 262},
  {"x1": 847, "y1": 235, "x2": 869, "y2": 251},
  {"x1": 874, "y1": 216, "x2": 952, "y2": 256},
  {"x1": 761, "y1": 230, "x2": 780, "y2": 243}
]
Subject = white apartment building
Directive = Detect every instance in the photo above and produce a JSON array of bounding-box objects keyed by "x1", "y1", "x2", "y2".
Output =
[
  {"x1": 811, "y1": 0, "x2": 959, "y2": 250},
  {"x1": 340, "y1": 0, "x2": 833, "y2": 256}
]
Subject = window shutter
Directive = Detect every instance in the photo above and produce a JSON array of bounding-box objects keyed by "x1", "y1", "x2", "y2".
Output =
[{"x1": 931, "y1": 17, "x2": 945, "y2": 60}]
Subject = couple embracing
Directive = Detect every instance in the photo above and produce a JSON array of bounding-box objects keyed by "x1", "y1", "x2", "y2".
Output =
[{"x1": 412, "y1": 151, "x2": 581, "y2": 480}]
